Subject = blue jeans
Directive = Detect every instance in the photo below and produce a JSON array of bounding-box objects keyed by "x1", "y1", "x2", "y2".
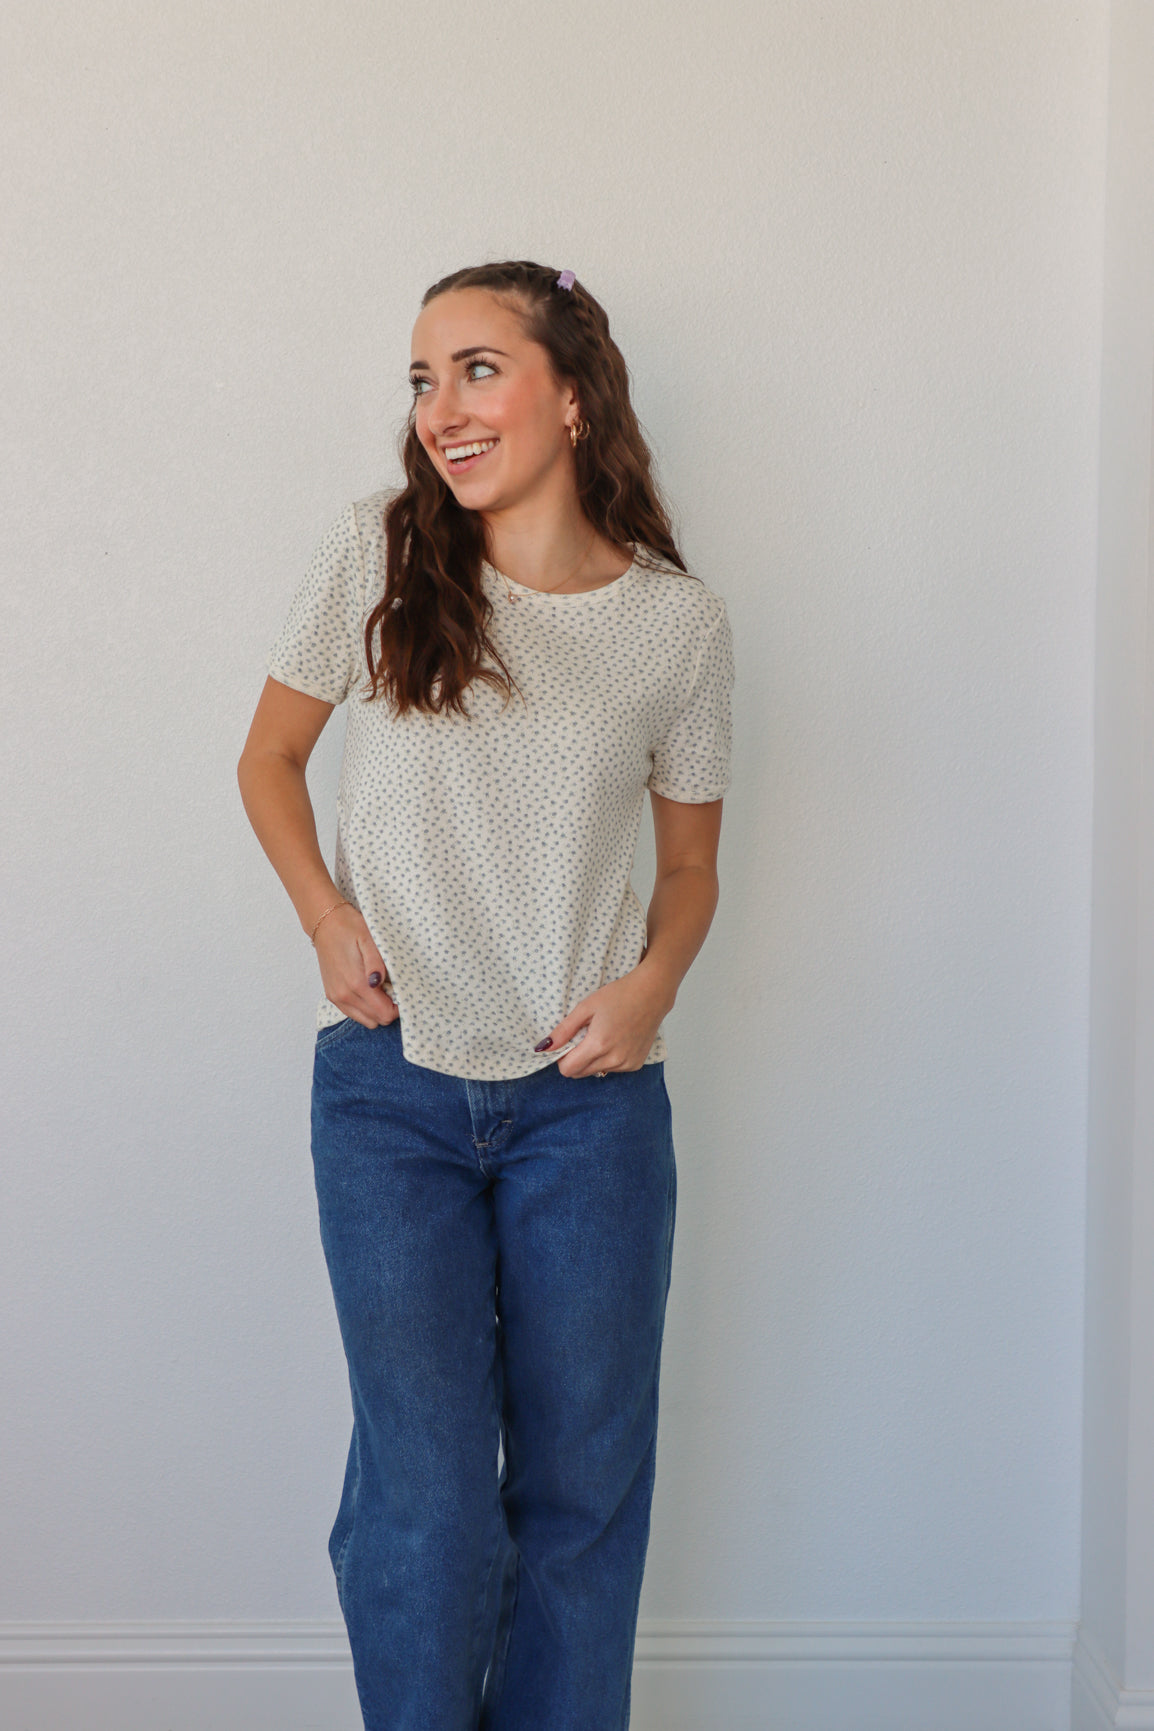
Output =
[{"x1": 310, "y1": 1016, "x2": 677, "y2": 1731}]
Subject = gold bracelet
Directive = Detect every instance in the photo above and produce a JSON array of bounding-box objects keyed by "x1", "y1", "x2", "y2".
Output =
[{"x1": 309, "y1": 898, "x2": 351, "y2": 946}]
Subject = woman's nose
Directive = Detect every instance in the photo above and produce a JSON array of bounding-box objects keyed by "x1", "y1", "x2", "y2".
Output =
[{"x1": 426, "y1": 380, "x2": 465, "y2": 436}]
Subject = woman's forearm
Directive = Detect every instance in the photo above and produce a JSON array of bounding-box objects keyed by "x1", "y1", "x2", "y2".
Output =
[
  {"x1": 237, "y1": 751, "x2": 343, "y2": 937},
  {"x1": 636, "y1": 864, "x2": 720, "y2": 1014}
]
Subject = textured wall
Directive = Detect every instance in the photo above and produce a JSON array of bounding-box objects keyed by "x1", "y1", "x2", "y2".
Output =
[{"x1": 1, "y1": 0, "x2": 1104, "y2": 1633}]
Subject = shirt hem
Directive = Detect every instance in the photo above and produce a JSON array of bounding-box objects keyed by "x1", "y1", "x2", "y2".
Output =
[
  {"x1": 266, "y1": 661, "x2": 348, "y2": 704},
  {"x1": 646, "y1": 778, "x2": 731, "y2": 802},
  {"x1": 314, "y1": 996, "x2": 666, "y2": 1080}
]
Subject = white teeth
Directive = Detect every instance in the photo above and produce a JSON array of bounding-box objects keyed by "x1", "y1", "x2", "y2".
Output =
[{"x1": 445, "y1": 438, "x2": 498, "y2": 461}]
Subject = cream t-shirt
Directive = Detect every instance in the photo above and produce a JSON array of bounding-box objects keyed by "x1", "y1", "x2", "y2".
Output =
[{"x1": 266, "y1": 490, "x2": 735, "y2": 1080}]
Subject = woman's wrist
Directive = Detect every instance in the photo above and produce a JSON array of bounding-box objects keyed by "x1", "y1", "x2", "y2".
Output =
[
  {"x1": 297, "y1": 882, "x2": 348, "y2": 940},
  {"x1": 308, "y1": 897, "x2": 354, "y2": 946}
]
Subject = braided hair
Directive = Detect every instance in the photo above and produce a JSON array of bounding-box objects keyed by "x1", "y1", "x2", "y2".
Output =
[{"x1": 364, "y1": 260, "x2": 695, "y2": 717}]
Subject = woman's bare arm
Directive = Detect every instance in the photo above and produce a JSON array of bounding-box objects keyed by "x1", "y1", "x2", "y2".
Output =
[
  {"x1": 236, "y1": 677, "x2": 342, "y2": 929},
  {"x1": 236, "y1": 676, "x2": 397, "y2": 1025},
  {"x1": 639, "y1": 790, "x2": 723, "y2": 1007}
]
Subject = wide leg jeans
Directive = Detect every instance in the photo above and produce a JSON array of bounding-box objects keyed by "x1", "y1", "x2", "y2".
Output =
[{"x1": 309, "y1": 1015, "x2": 678, "y2": 1731}]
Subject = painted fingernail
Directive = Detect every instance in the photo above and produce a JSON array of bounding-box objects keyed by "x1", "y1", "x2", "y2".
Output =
[
  {"x1": 534, "y1": 1037, "x2": 553, "y2": 1051},
  {"x1": 368, "y1": 972, "x2": 383, "y2": 987}
]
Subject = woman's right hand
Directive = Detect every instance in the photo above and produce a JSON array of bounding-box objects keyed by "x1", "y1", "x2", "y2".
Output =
[{"x1": 313, "y1": 903, "x2": 400, "y2": 1028}]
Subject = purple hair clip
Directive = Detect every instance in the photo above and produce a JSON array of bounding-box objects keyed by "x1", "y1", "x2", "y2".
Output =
[{"x1": 556, "y1": 269, "x2": 576, "y2": 291}]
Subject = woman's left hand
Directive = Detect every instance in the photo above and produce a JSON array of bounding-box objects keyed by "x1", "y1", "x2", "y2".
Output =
[{"x1": 539, "y1": 964, "x2": 676, "y2": 1078}]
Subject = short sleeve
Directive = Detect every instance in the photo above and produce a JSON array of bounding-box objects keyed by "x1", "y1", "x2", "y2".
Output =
[
  {"x1": 646, "y1": 598, "x2": 735, "y2": 801},
  {"x1": 265, "y1": 502, "x2": 366, "y2": 705}
]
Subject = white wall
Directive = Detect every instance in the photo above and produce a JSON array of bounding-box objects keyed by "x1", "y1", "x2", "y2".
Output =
[
  {"x1": 0, "y1": 2, "x2": 1111, "y2": 1725},
  {"x1": 1076, "y1": 4, "x2": 1154, "y2": 1727}
]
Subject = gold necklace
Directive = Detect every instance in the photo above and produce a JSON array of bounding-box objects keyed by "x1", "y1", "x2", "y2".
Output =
[{"x1": 493, "y1": 526, "x2": 598, "y2": 603}]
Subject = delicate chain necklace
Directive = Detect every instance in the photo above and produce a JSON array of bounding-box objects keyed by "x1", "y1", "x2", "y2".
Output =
[{"x1": 492, "y1": 526, "x2": 598, "y2": 603}]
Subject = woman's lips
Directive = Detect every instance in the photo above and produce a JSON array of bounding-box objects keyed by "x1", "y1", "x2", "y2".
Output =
[{"x1": 442, "y1": 438, "x2": 499, "y2": 474}]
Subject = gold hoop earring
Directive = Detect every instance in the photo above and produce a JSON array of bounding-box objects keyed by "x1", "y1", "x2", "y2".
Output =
[{"x1": 569, "y1": 416, "x2": 589, "y2": 448}]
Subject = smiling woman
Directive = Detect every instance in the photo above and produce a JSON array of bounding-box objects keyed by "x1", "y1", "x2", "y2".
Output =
[
  {"x1": 359, "y1": 260, "x2": 704, "y2": 717},
  {"x1": 236, "y1": 258, "x2": 735, "y2": 1731}
]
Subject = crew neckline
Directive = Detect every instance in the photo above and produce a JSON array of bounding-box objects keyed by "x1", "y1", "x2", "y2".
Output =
[{"x1": 482, "y1": 547, "x2": 639, "y2": 601}]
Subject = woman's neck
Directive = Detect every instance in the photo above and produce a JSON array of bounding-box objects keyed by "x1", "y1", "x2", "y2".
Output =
[{"x1": 481, "y1": 508, "x2": 631, "y2": 595}]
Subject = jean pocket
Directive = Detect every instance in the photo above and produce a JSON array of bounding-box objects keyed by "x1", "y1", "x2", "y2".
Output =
[{"x1": 315, "y1": 1016, "x2": 358, "y2": 1050}]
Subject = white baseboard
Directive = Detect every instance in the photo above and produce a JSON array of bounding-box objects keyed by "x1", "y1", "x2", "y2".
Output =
[
  {"x1": 0, "y1": 1617, "x2": 1077, "y2": 1731},
  {"x1": 1072, "y1": 1623, "x2": 1154, "y2": 1731}
]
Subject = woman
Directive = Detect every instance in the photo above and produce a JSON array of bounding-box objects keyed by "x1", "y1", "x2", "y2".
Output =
[{"x1": 237, "y1": 260, "x2": 734, "y2": 1731}]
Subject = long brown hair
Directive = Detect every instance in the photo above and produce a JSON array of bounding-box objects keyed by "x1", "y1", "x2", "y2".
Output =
[{"x1": 363, "y1": 260, "x2": 696, "y2": 717}]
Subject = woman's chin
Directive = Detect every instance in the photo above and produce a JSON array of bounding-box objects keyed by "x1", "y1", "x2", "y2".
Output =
[{"x1": 450, "y1": 478, "x2": 505, "y2": 510}]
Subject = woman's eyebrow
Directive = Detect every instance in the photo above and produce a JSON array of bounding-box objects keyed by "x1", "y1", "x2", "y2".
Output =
[{"x1": 409, "y1": 346, "x2": 511, "y2": 371}]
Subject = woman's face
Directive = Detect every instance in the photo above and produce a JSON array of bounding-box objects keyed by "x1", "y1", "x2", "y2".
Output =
[{"x1": 409, "y1": 288, "x2": 578, "y2": 510}]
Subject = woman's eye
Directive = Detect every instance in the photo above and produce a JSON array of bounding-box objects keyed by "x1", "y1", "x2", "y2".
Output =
[{"x1": 410, "y1": 359, "x2": 497, "y2": 398}]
